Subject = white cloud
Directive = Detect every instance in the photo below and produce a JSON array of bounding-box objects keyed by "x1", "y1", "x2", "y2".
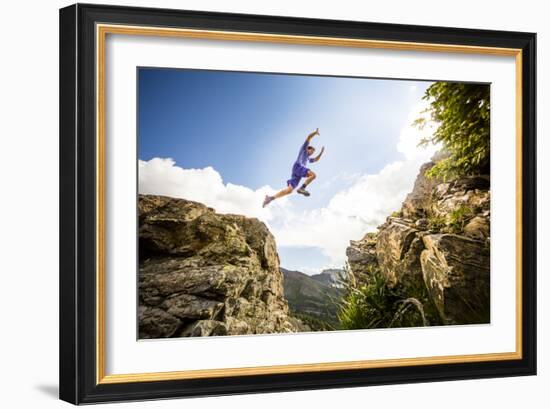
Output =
[
  {"x1": 396, "y1": 100, "x2": 439, "y2": 160},
  {"x1": 268, "y1": 157, "x2": 430, "y2": 267},
  {"x1": 139, "y1": 158, "x2": 288, "y2": 221},
  {"x1": 138, "y1": 103, "x2": 439, "y2": 271}
]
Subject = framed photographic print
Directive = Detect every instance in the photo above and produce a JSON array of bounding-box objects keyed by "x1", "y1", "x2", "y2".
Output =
[{"x1": 59, "y1": 3, "x2": 537, "y2": 405}]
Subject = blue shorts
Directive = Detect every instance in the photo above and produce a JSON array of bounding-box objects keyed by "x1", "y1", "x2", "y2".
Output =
[{"x1": 287, "y1": 163, "x2": 309, "y2": 189}]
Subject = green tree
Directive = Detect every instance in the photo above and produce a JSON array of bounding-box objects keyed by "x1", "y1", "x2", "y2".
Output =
[{"x1": 415, "y1": 82, "x2": 490, "y2": 180}]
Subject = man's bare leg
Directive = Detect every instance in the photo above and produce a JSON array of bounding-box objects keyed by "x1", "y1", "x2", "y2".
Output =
[
  {"x1": 303, "y1": 170, "x2": 316, "y2": 187},
  {"x1": 263, "y1": 184, "x2": 294, "y2": 207},
  {"x1": 297, "y1": 170, "x2": 316, "y2": 196}
]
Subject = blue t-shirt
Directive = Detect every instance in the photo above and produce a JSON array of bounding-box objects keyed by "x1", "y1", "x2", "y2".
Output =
[{"x1": 295, "y1": 140, "x2": 314, "y2": 167}]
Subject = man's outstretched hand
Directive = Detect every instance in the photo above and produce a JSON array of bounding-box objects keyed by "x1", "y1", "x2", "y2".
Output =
[
  {"x1": 311, "y1": 146, "x2": 325, "y2": 163},
  {"x1": 307, "y1": 128, "x2": 320, "y2": 142}
]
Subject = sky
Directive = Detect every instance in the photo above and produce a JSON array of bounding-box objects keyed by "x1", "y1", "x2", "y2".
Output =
[{"x1": 138, "y1": 67, "x2": 439, "y2": 274}]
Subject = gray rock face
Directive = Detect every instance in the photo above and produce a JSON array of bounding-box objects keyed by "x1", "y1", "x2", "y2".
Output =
[
  {"x1": 431, "y1": 178, "x2": 490, "y2": 219},
  {"x1": 463, "y1": 216, "x2": 490, "y2": 240},
  {"x1": 375, "y1": 218, "x2": 425, "y2": 289},
  {"x1": 402, "y1": 160, "x2": 443, "y2": 219},
  {"x1": 139, "y1": 306, "x2": 181, "y2": 338},
  {"x1": 345, "y1": 153, "x2": 490, "y2": 325},
  {"x1": 421, "y1": 234, "x2": 490, "y2": 324},
  {"x1": 138, "y1": 195, "x2": 302, "y2": 338},
  {"x1": 346, "y1": 232, "x2": 378, "y2": 286}
]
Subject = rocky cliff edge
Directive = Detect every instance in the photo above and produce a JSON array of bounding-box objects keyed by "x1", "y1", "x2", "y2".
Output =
[
  {"x1": 138, "y1": 194, "x2": 307, "y2": 338},
  {"x1": 346, "y1": 155, "x2": 490, "y2": 325}
]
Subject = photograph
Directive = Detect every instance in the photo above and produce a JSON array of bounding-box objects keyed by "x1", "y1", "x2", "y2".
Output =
[
  {"x1": 55, "y1": 2, "x2": 537, "y2": 404},
  {"x1": 137, "y1": 68, "x2": 491, "y2": 339}
]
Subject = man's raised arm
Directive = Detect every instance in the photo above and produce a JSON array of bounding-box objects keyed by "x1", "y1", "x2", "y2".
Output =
[
  {"x1": 310, "y1": 146, "x2": 325, "y2": 163},
  {"x1": 306, "y1": 128, "x2": 320, "y2": 143}
]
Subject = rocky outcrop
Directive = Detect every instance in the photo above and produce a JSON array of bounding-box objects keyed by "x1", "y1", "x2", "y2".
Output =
[
  {"x1": 346, "y1": 232, "x2": 378, "y2": 287},
  {"x1": 346, "y1": 154, "x2": 490, "y2": 325},
  {"x1": 421, "y1": 234, "x2": 490, "y2": 324},
  {"x1": 138, "y1": 194, "x2": 303, "y2": 338},
  {"x1": 375, "y1": 218, "x2": 426, "y2": 290},
  {"x1": 401, "y1": 159, "x2": 443, "y2": 220}
]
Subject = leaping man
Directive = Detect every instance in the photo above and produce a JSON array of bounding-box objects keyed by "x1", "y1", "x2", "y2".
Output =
[{"x1": 263, "y1": 128, "x2": 325, "y2": 208}]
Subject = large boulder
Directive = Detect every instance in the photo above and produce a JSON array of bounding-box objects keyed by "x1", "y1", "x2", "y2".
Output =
[
  {"x1": 463, "y1": 215, "x2": 490, "y2": 240},
  {"x1": 346, "y1": 232, "x2": 378, "y2": 286},
  {"x1": 375, "y1": 218, "x2": 425, "y2": 290},
  {"x1": 420, "y1": 234, "x2": 490, "y2": 324},
  {"x1": 402, "y1": 160, "x2": 442, "y2": 219},
  {"x1": 138, "y1": 194, "x2": 303, "y2": 338}
]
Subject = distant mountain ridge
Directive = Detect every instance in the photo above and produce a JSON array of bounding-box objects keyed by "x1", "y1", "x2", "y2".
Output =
[
  {"x1": 280, "y1": 268, "x2": 344, "y2": 330},
  {"x1": 310, "y1": 268, "x2": 347, "y2": 288}
]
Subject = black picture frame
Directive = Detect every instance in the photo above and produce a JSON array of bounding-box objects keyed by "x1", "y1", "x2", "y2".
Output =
[{"x1": 59, "y1": 3, "x2": 537, "y2": 405}]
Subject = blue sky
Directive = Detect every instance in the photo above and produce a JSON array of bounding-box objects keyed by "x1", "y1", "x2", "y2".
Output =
[{"x1": 138, "y1": 67, "x2": 436, "y2": 273}]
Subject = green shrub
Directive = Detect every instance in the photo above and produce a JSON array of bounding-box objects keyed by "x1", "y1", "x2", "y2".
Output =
[
  {"x1": 390, "y1": 210, "x2": 402, "y2": 218},
  {"x1": 427, "y1": 214, "x2": 447, "y2": 232},
  {"x1": 337, "y1": 268, "x2": 433, "y2": 330},
  {"x1": 290, "y1": 310, "x2": 336, "y2": 332},
  {"x1": 426, "y1": 205, "x2": 477, "y2": 234},
  {"x1": 447, "y1": 205, "x2": 475, "y2": 233},
  {"x1": 415, "y1": 82, "x2": 490, "y2": 180}
]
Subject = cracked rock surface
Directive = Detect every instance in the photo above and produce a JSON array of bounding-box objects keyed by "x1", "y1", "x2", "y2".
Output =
[
  {"x1": 346, "y1": 154, "x2": 491, "y2": 325},
  {"x1": 138, "y1": 195, "x2": 305, "y2": 338}
]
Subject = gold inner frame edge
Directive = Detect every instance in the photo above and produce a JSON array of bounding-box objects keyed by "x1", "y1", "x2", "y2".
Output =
[{"x1": 95, "y1": 23, "x2": 523, "y2": 385}]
